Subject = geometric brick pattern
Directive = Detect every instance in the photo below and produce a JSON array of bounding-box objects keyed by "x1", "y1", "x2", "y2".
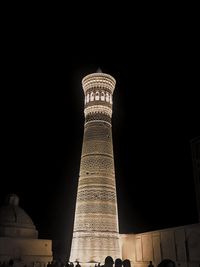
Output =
[{"x1": 70, "y1": 71, "x2": 120, "y2": 264}]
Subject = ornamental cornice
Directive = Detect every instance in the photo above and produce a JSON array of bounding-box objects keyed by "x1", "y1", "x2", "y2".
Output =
[
  {"x1": 82, "y1": 73, "x2": 116, "y2": 94},
  {"x1": 84, "y1": 105, "x2": 112, "y2": 117}
]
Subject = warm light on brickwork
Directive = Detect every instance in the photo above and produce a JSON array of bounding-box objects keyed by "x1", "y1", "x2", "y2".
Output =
[{"x1": 70, "y1": 71, "x2": 120, "y2": 264}]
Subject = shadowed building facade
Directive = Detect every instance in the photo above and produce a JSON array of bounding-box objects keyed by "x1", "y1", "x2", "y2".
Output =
[{"x1": 70, "y1": 70, "x2": 120, "y2": 263}]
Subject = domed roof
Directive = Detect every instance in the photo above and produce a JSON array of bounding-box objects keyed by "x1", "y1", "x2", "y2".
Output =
[{"x1": 0, "y1": 194, "x2": 38, "y2": 238}]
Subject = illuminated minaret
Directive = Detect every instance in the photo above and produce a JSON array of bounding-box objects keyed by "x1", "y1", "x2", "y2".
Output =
[{"x1": 70, "y1": 69, "x2": 120, "y2": 264}]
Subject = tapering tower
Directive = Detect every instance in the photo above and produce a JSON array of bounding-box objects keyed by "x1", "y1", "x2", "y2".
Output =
[{"x1": 70, "y1": 69, "x2": 120, "y2": 264}]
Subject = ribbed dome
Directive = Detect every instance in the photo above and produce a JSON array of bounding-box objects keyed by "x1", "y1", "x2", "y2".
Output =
[
  {"x1": 0, "y1": 203, "x2": 35, "y2": 228},
  {"x1": 0, "y1": 194, "x2": 38, "y2": 238}
]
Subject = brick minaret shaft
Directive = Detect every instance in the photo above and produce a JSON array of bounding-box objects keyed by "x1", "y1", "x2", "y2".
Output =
[{"x1": 70, "y1": 70, "x2": 120, "y2": 264}]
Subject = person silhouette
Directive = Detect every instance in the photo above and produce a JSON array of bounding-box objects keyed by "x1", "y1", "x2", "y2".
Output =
[
  {"x1": 75, "y1": 262, "x2": 81, "y2": 267},
  {"x1": 115, "y1": 259, "x2": 122, "y2": 267},
  {"x1": 104, "y1": 256, "x2": 114, "y2": 267},
  {"x1": 122, "y1": 259, "x2": 131, "y2": 267},
  {"x1": 157, "y1": 259, "x2": 176, "y2": 267},
  {"x1": 148, "y1": 261, "x2": 154, "y2": 267}
]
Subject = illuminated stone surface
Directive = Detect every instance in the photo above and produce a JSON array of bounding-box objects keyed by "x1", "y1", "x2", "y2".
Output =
[
  {"x1": 70, "y1": 71, "x2": 120, "y2": 263},
  {"x1": 120, "y1": 223, "x2": 200, "y2": 267},
  {"x1": 0, "y1": 194, "x2": 52, "y2": 266}
]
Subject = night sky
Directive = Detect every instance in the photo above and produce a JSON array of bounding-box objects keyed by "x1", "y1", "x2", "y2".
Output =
[{"x1": 0, "y1": 11, "x2": 199, "y2": 258}]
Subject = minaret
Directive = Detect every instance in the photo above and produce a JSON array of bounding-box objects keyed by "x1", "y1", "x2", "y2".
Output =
[{"x1": 70, "y1": 69, "x2": 121, "y2": 264}]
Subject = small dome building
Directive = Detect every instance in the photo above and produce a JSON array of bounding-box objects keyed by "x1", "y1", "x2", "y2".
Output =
[{"x1": 0, "y1": 194, "x2": 52, "y2": 267}]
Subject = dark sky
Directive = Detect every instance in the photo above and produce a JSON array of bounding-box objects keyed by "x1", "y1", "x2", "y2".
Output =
[{"x1": 0, "y1": 10, "x2": 199, "y2": 258}]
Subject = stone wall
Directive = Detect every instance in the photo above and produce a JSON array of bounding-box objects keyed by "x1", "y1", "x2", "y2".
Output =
[
  {"x1": 120, "y1": 223, "x2": 200, "y2": 267},
  {"x1": 0, "y1": 237, "x2": 52, "y2": 267}
]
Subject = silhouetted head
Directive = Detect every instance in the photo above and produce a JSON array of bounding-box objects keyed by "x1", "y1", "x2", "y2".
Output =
[
  {"x1": 8, "y1": 260, "x2": 14, "y2": 266},
  {"x1": 105, "y1": 256, "x2": 114, "y2": 265},
  {"x1": 115, "y1": 258, "x2": 122, "y2": 267},
  {"x1": 157, "y1": 259, "x2": 176, "y2": 267},
  {"x1": 123, "y1": 259, "x2": 131, "y2": 267}
]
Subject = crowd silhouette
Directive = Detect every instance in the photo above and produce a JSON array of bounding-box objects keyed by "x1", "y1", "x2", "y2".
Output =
[
  {"x1": 45, "y1": 257, "x2": 131, "y2": 267},
  {"x1": 0, "y1": 257, "x2": 177, "y2": 267}
]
